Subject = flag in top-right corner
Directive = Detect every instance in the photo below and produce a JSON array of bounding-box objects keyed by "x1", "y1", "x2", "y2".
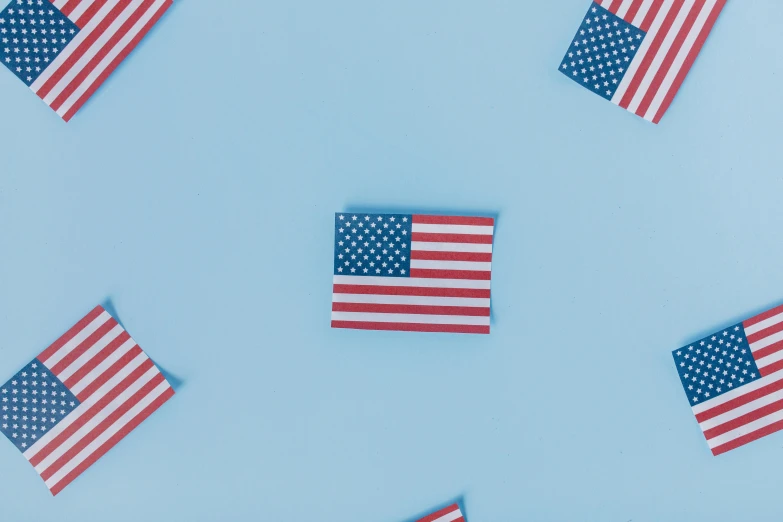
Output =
[{"x1": 559, "y1": 0, "x2": 727, "y2": 123}]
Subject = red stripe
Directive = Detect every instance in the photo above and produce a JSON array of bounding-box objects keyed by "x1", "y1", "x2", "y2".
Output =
[
  {"x1": 746, "y1": 320, "x2": 783, "y2": 345},
  {"x1": 623, "y1": 0, "x2": 645, "y2": 23},
  {"x1": 695, "y1": 376, "x2": 783, "y2": 423},
  {"x1": 50, "y1": 317, "x2": 118, "y2": 377},
  {"x1": 409, "y1": 269, "x2": 492, "y2": 280},
  {"x1": 410, "y1": 251, "x2": 492, "y2": 262},
  {"x1": 418, "y1": 505, "x2": 461, "y2": 522},
  {"x1": 62, "y1": 0, "x2": 172, "y2": 122},
  {"x1": 332, "y1": 302, "x2": 490, "y2": 317},
  {"x1": 607, "y1": 0, "x2": 621, "y2": 14},
  {"x1": 704, "y1": 397, "x2": 783, "y2": 440},
  {"x1": 619, "y1": 0, "x2": 682, "y2": 109},
  {"x1": 412, "y1": 215, "x2": 494, "y2": 226},
  {"x1": 51, "y1": 0, "x2": 157, "y2": 112},
  {"x1": 63, "y1": 330, "x2": 130, "y2": 390},
  {"x1": 411, "y1": 232, "x2": 493, "y2": 244},
  {"x1": 752, "y1": 339, "x2": 783, "y2": 363},
  {"x1": 331, "y1": 321, "x2": 489, "y2": 334},
  {"x1": 651, "y1": 0, "x2": 726, "y2": 123},
  {"x1": 36, "y1": 0, "x2": 120, "y2": 99},
  {"x1": 76, "y1": 344, "x2": 143, "y2": 402},
  {"x1": 634, "y1": 0, "x2": 707, "y2": 117},
  {"x1": 744, "y1": 303, "x2": 783, "y2": 328},
  {"x1": 73, "y1": 0, "x2": 111, "y2": 28},
  {"x1": 711, "y1": 417, "x2": 783, "y2": 456},
  {"x1": 49, "y1": 386, "x2": 174, "y2": 495},
  {"x1": 40, "y1": 372, "x2": 166, "y2": 482},
  {"x1": 639, "y1": 0, "x2": 665, "y2": 32},
  {"x1": 333, "y1": 284, "x2": 490, "y2": 299},
  {"x1": 38, "y1": 306, "x2": 104, "y2": 363},
  {"x1": 760, "y1": 359, "x2": 783, "y2": 377},
  {"x1": 29, "y1": 358, "x2": 155, "y2": 467},
  {"x1": 59, "y1": 0, "x2": 82, "y2": 17}
]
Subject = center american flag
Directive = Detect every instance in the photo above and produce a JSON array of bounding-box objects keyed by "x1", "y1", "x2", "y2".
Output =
[
  {"x1": 0, "y1": 0, "x2": 171, "y2": 120},
  {"x1": 0, "y1": 305, "x2": 174, "y2": 495},
  {"x1": 559, "y1": 0, "x2": 727, "y2": 123},
  {"x1": 331, "y1": 213, "x2": 495, "y2": 334},
  {"x1": 673, "y1": 303, "x2": 783, "y2": 456}
]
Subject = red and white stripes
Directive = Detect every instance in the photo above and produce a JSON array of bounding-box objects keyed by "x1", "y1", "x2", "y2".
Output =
[
  {"x1": 27, "y1": 305, "x2": 173, "y2": 495},
  {"x1": 35, "y1": 0, "x2": 172, "y2": 121},
  {"x1": 417, "y1": 504, "x2": 465, "y2": 522},
  {"x1": 597, "y1": 0, "x2": 726, "y2": 123},
  {"x1": 744, "y1": 304, "x2": 783, "y2": 377},
  {"x1": 331, "y1": 215, "x2": 494, "y2": 334}
]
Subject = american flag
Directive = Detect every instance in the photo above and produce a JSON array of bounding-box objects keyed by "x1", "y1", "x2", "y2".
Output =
[
  {"x1": 0, "y1": 305, "x2": 174, "y2": 495},
  {"x1": 331, "y1": 213, "x2": 494, "y2": 334},
  {"x1": 0, "y1": 0, "x2": 172, "y2": 121},
  {"x1": 673, "y1": 303, "x2": 783, "y2": 456},
  {"x1": 559, "y1": 0, "x2": 726, "y2": 123},
  {"x1": 417, "y1": 504, "x2": 465, "y2": 522}
]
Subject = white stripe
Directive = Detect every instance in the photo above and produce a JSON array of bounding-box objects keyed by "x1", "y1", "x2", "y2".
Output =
[
  {"x1": 600, "y1": 0, "x2": 615, "y2": 9},
  {"x1": 35, "y1": 366, "x2": 160, "y2": 474},
  {"x1": 24, "y1": 352, "x2": 149, "y2": 460},
  {"x1": 411, "y1": 241, "x2": 492, "y2": 253},
  {"x1": 70, "y1": 338, "x2": 137, "y2": 396},
  {"x1": 611, "y1": 0, "x2": 675, "y2": 103},
  {"x1": 67, "y1": 0, "x2": 100, "y2": 23},
  {"x1": 411, "y1": 224, "x2": 494, "y2": 235},
  {"x1": 44, "y1": 0, "x2": 146, "y2": 104},
  {"x1": 333, "y1": 275, "x2": 490, "y2": 289},
  {"x1": 749, "y1": 330, "x2": 783, "y2": 353},
  {"x1": 40, "y1": 311, "x2": 111, "y2": 367},
  {"x1": 616, "y1": 0, "x2": 634, "y2": 18},
  {"x1": 632, "y1": 0, "x2": 655, "y2": 26},
  {"x1": 755, "y1": 347, "x2": 783, "y2": 370},
  {"x1": 332, "y1": 294, "x2": 490, "y2": 307},
  {"x1": 331, "y1": 311, "x2": 489, "y2": 326},
  {"x1": 744, "y1": 312, "x2": 783, "y2": 336},
  {"x1": 30, "y1": 0, "x2": 119, "y2": 92},
  {"x1": 432, "y1": 510, "x2": 463, "y2": 522},
  {"x1": 626, "y1": 0, "x2": 695, "y2": 114},
  {"x1": 57, "y1": 0, "x2": 168, "y2": 117},
  {"x1": 706, "y1": 407, "x2": 783, "y2": 449},
  {"x1": 699, "y1": 387, "x2": 783, "y2": 432},
  {"x1": 642, "y1": 0, "x2": 718, "y2": 121},
  {"x1": 692, "y1": 369, "x2": 783, "y2": 415},
  {"x1": 44, "y1": 380, "x2": 170, "y2": 489},
  {"x1": 52, "y1": 0, "x2": 69, "y2": 9},
  {"x1": 409, "y1": 260, "x2": 491, "y2": 271},
  {"x1": 56, "y1": 324, "x2": 124, "y2": 382}
]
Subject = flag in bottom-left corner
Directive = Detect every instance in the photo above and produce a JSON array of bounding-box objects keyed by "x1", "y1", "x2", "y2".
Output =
[{"x1": 0, "y1": 304, "x2": 174, "y2": 495}]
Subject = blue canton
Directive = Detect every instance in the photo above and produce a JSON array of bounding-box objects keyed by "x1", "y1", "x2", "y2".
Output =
[
  {"x1": 0, "y1": 358, "x2": 80, "y2": 452},
  {"x1": 0, "y1": 0, "x2": 80, "y2": 86},
  {"x1": 559, "y1": 2, "x2": 646, "y2": 101},
  {"x1": 672, "y1": 324, "x2": 761, "y2": 406},
  {"x1": 334, "y1": 213, "x2": 412, "y2": 277}
]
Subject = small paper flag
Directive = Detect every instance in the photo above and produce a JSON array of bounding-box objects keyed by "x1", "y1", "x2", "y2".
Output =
[
  {"x1": 332, "y1": 212, "x2": 495, "y2": 334},
  {"x1": 417, "y1": 503, "x2": 465, "y2": 522},
  {"x1": 0, "y1": 305, "x2": 174, "y2": 494},
  {"x1": 673, "y1": 303, "x2": 783, "y2": 455},
  {"x1": 559, "y1": 0, "x2": 726, "y2": 123},
  {"x1": 0, "y1": 0, "x2": 172, "y2": 121}
]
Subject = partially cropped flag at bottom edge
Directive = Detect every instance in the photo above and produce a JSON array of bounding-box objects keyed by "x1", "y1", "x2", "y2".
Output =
[
  {"x1": 416, "y1": 503, "x2": 465, "y2": 522},
  {"x1": 0, "y1": 304, "x2": 174, "y2": 495},
  {"x1": 673, "y1": 302, "x2": 783, "y2": 455},
  {"x1": 331, "y1": 212, "x2": 495, "y2": 335}
]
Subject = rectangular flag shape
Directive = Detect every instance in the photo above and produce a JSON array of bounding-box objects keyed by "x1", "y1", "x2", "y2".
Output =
[
  {"x1": 559, "y1": 0, "x2": 726, "y2": 123},
  {"x1": 0, "y1": 305, "x2": 174, "y2": 495},
  {"x1": 673, "y1": 303, "x2": 783, "y2": 456},
  {"x1": 0, "y1": 0, "x2": 172, "y2": 121},
  {"x1": 331, "y1": 212, "x2": 494, "y2": 334},
  {"x1": 417, "y1": 504, "x2": 465, "y2": 522}
]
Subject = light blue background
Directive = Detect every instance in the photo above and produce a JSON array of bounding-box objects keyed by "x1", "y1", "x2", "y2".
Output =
[{"x1": 1, "y1": 1, "x2": 781, "y2": 520}]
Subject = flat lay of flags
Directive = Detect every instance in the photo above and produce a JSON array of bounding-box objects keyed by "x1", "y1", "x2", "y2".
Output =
[
  {"x1": 0, "y1": 305, "x2": 174, "y2": 495},
  {"x1": 417, "y1": 503, "x2": 465, "y2": 522},
  {"x1": 0, "y1": 0, "x2": 172, "y2": 120},
  {"x1": 673, "y1": 303, "x2": 783, "y2": 456},
  {"x1": 559, "y1": 0, "x2": 726, "y2": 123},
  {"x1": 331, "y1": 213, "x2": 495, "y2": 334}
]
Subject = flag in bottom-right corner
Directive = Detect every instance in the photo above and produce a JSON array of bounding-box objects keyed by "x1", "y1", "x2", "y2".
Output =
[
  {"x1": 673, "y1": 303, "x2": 783, "y2": 455},
  {"x1": 417, "y1": 503, "x2": 465, "y2": 522}
]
